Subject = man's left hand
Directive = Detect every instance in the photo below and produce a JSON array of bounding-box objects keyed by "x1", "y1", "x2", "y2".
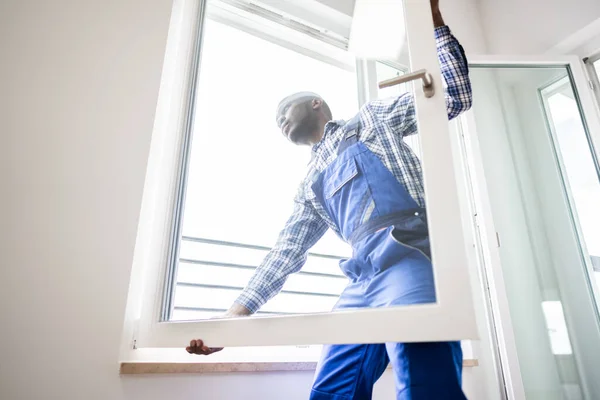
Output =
[{"x1": 430, "y1": 0, "x2": 444, "y2": 27}]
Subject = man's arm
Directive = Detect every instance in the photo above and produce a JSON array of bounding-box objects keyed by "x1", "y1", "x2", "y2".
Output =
[
  {"x1": 231, "y1": 190, "x2": 329, "y2": 315},
  {"x1": 366, "y1": 9, "x2": 472, "y2": 137},
  {"x1": 186, "y1": 186, "x2": 327, "y2": 355}
]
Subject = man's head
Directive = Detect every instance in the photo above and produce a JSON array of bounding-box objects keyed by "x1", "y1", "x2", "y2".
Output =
[{"x1": 276, "y1": 92, "x2": 332, "y2": 146}]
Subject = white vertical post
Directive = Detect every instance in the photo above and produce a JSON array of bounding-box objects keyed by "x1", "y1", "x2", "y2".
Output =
[{"x1": 403, "y1": 0, "x2": 476, "y2": 321}]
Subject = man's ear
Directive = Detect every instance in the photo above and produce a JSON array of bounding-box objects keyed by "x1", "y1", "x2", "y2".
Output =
[{"x1": 312, "y1": 98, "x2": 323, "y2": 110}]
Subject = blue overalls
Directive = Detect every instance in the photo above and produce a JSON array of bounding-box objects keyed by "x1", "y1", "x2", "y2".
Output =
[{"x1": 309, "y1": 117, "x2": 466, "y2": 400}]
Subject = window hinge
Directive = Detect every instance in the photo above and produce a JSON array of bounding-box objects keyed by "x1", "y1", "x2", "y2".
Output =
[
  {"x1": 589, "y1": 80, "x2": 596, "y2": 91},
  {"x1": 495, "y1": 232, "x2": 501, "y2": 248}
]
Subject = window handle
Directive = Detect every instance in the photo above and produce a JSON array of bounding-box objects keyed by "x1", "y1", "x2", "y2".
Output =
[{"x1": 378, "y1": 68, "x2": 435, "y2": 98}]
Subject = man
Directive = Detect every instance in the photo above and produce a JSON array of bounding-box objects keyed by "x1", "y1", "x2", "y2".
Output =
[{"x1": 187, "y1": 1, "x2": 472, "y2": 398}]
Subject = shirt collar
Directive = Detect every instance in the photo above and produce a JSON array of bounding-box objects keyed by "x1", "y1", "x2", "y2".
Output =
[{"x1": 311, "y1": 119, "x2": 345, "y2": 153}]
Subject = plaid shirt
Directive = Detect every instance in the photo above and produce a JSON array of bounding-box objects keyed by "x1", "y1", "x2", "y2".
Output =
[{"x1": 236, "y1": 26, "x2": 472, "y2": 313}]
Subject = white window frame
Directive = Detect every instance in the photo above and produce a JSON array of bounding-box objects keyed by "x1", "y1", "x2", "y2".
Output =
[{"x1": 127, "y1": 0, "x2": 478, "y2": 354}]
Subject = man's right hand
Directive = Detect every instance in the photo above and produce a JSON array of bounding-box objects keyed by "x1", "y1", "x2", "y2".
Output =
[{"x1": 185, "y1": 303, "x2": 252, "y2": 356}]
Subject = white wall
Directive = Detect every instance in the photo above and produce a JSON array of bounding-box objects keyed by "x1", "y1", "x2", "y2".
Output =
[
  {"x1": 0, "y1": 0, "x2": 172, "y2": 399},
  {"x1": 439, "y1": 0, "x2": 487, "y2": 54},
  {"x1": 477, "y1": 0, "x2": 600, "y2": 53},
  {"x1": 0, "y1": 0, "x2": 487, "y2": 399}
]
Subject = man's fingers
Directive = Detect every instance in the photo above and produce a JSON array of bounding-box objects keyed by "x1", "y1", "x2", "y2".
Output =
[{"x1": 186, "y1": 339, "x2": 222, "y2": 355}]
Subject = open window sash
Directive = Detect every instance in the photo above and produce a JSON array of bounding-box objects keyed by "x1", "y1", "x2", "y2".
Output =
[{"x1": 136, "y1": 0, "x2": 478, "y2": 349}]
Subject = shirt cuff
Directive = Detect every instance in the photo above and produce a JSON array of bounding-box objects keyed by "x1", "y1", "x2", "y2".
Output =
[
  {"x1": 434, "y1": 25, "x2": 453, "y2": 47},
  {"x1": 235, "y1": 288, "x2": 265, "y2": 314}
]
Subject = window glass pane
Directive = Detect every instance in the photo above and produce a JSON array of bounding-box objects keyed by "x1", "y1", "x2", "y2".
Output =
[
  {"x1": 174, "y1": 285, "x2": 339, "y2": 314},
  {"x1": 182, "y1": 18, "x2": 356, "y2": 254},
  {"x1": 376, "y1": 62, "x2": 408, "y2": 97},
  {"x1": 176, "y1": 262, "x2": 347, "y2": 295},
  {"x1": 375, "y1": 62, "x2": 421, "y2": 158},
  {"x1": 543, "y1": 79, "x2": 600, "y2": 298},
  {"x1": 179, "y1": 239, "x2": 346, "y2": 277},
  {"x1": 172, "y1": 17, "x2": 357, "y2": 320}
]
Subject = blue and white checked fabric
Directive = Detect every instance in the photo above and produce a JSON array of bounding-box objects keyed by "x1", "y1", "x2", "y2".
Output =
[{"x1": 236, "y1": 26, "x2": 472, "y2": 313}]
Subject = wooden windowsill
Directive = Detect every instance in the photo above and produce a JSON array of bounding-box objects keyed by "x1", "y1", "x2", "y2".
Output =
[{"x1": 120, "y1": 359, "x2": 479, "y2": 375}]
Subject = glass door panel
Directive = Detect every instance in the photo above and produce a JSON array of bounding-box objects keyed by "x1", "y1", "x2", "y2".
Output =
[{"x1": 468, "y1": 64, "x2": 600, "y2": 399}]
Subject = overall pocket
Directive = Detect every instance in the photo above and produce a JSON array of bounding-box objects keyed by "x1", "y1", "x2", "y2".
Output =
[
  {"x1": 324, "y1": 157, "x2": 358, "y2": 199},
  {"x1": 317, "y1": 157, "x2": 374, "y2": 241}
]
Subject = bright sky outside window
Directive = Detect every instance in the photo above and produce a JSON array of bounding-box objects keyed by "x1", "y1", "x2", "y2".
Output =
[{"x1": 171, "y1": 18, "x2": 360, "y2": 321}]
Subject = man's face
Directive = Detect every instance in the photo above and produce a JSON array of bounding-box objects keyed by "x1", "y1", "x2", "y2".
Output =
[{"x1": 276, "y1": 99, "x2": 319, "y2": 145}]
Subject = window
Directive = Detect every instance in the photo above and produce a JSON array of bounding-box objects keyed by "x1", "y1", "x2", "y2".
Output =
[
  {"x1": 167, "y1": 12, "x2": 358, "y2": 322},
  {"x1": 133, "y1": 0, "x2": 477, "y2": 350}
]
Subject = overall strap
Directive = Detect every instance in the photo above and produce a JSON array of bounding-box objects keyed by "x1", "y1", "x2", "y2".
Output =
[{"x1": 337, "y1": 115, "x2": 362, "y2": 156}]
